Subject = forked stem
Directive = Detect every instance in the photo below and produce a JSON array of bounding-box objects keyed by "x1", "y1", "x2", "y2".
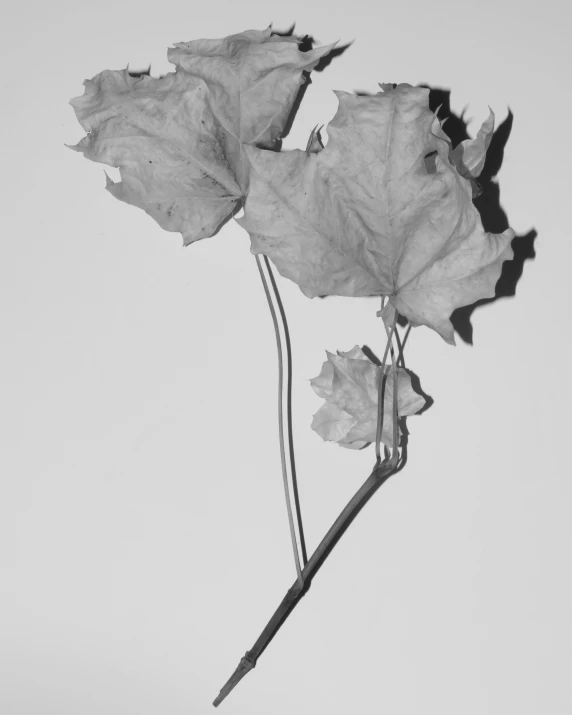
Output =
[{"x1": 213, "y1": 308, "x2": 403, "y2": 707}]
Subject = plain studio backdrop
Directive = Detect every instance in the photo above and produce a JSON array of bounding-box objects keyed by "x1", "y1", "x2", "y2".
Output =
[{"x1": 1, "y1": 1, "x2": 570, "y2": 714}]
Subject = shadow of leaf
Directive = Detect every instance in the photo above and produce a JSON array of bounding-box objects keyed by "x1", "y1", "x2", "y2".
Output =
[{"x1": 420, "y1": 85, "x2": 535, "y2": 345}]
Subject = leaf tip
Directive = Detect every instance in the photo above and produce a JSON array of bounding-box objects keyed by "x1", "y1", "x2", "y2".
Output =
[{"x1": 103, "y1": 170, "x2": 116, "y2": 187}]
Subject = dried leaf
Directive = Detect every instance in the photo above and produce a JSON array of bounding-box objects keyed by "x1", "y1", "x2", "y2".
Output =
[
  {"x1": 68, "y1": 27, "x2": 335, "y2": 245},
  {"x1": 310, "y1": 346, "x2": 425, "y2": 449},
  {"x1": 239, "y1": 84, "x2": 515, "y2": 343},
  {"x1": 447, "y1": 108, "x2": 494, "y2": 180},
  {"x1": 167, "y1": 28, "x2": 336, "y2": 187}
]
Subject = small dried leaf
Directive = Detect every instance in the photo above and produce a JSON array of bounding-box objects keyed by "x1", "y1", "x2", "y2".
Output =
[{"x1": 310, "y1": 346, "x2": 425, "y2": 449}]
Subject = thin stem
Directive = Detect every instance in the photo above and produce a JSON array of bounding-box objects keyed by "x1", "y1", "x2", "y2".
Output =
[
  {"x1": 213, "y1": 303, "x2": 406, "y2": 707},
  {"x1": 386, "y1": 325, "x2": 399, "y2": 462},
  {"x1": 393, "y1": 323, "x2": 406, "y2": 368},
  {"x1": 379, "y1": 310, "x2": 400, "y2": 460},
  {"x1": 375, "y1": 306, "x2": 398, "y2": 464},
  {"x1": 263, "y1": 256, "x2": 308, "y2": 565},
  {"x1": 255, "y1": 255, "x2": 304, "y2": 585},
  {"x1": 213, "y1": 456, "x2": 400, "y2": 707},
  {"x1": 398, "y1": 322, "x2": 412, "y2": 357}
]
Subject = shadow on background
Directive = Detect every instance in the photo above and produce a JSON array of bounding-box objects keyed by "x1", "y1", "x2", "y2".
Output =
[{"x1": 423, "y1": 86, "x2": 536, "y2": 344}]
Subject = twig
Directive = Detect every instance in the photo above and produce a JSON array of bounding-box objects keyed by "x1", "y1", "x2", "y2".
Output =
[{"x1": 213, "y1": 455, "x2": 399, "y2": 707}]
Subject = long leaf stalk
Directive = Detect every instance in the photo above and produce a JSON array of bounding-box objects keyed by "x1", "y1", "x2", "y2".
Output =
[
  {"x1": 375, "y1": 306, "x2": 398, "y2": 464},
  {"x1": 263, "y1": 255, "x2": 308, "y2": 566},
  {"x1": 382, "y1": 309, "x2": 400, "y2": 457},
  {"x1": 255, "y1": 254, "x2": 306, "y2": 584},
  {"x1": 213, "y1": 315, "x2": 401, "y2": 707}
]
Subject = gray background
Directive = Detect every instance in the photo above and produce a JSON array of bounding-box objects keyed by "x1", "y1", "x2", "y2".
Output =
[{"x1": 2, "y1": 1, "x2": 571, "y2": 713}]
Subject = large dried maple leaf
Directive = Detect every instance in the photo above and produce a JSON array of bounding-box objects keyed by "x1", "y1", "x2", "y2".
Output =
[
  {"x1": 238, "y1": 84, "x2": 515, "y2": 343},
  {"x1": 67, "y1": 27, "x2": 334, "y2": 245},
  {"x1": 310, "y1": 346, "x2": 425, "y2": 449}
]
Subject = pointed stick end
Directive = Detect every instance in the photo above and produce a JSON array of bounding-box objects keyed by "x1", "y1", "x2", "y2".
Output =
[{"x1": 212, "y1": 651, "x2": 256, "y2": 707}]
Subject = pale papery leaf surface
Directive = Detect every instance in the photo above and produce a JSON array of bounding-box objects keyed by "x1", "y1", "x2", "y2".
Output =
[
  {"x1": 310, "y1": 346, "x2": 425, "y2": 449},
  {"x1": 67, "y1": 27, "x2": 335, "y2": 245},
  {"x1": 168, "y1": 28, "x2": 337, "y2": 188},
  {"x1": 446, "y1": 108, "x2": 495, "y2": 180},
  {"x1": 239, "y1": 84, "x2": 515, "y2": 343},
  {"x1": 433, "y1": 109, "x2": 494, "y2": 198}
]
